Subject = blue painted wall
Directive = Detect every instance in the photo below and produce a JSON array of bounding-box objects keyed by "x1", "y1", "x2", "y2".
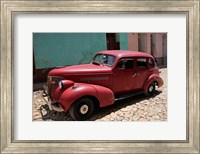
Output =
[
  {"x1": 33, "y1": 33, "x2": 107, "y2": 69},
  {"x1": 118, "y1": 33, "x2": 128, "y2": 50}
]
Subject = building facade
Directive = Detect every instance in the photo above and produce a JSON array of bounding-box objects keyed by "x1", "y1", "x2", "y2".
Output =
[
  {"x1": 128, "y1": 33, "x2": 167, "y2": 66},
  {"x1": 33, "y1": 33, "x2": 167, "y2": 83}
]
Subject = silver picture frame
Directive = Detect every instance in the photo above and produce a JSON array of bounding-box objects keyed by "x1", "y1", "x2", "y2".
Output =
[{"x1": 0, "y1": 0, "x2": 199, "y2": 153}]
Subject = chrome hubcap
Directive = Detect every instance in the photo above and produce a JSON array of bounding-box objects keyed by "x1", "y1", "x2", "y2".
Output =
[
  {"x1": 80, "y1": 104, "x2": 89, "y2": 114},
  {"x1": 149, "y1": 85, "x2": 154, "y2": 92}
]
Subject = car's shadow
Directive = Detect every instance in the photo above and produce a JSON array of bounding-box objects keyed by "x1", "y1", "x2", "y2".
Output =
[{"x1": 40, "y1": 90, "x2": 162, "y2": 121}]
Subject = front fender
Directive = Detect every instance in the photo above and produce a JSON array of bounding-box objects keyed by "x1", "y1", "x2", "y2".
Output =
[
  {"x1": 143, "y1": 74, "x2": 164, "y2": 91},
  {"x1": 59, "y1": 83, "x2": 114, "y2": 112}
]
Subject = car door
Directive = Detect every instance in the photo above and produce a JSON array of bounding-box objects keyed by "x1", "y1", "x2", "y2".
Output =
[
  {"x1": 133, "y1": 57, "x2": 149, "y2": 90},
  {"x1": 113, "y1": 58, "x2": 135, "y2": 94}
]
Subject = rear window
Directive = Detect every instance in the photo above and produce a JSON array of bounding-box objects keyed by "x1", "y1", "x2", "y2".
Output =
[
  {"x1": 137, "y1": 58, "x2": 147, "y2": 68},
  {"x1": 149, "y1": 58, "x2": 155, "y2": 68}
]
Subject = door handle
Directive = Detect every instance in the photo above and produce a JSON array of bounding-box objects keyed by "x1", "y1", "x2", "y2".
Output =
[{"x1": 133, "y1": 73, "x2": 139, "y2": 77}]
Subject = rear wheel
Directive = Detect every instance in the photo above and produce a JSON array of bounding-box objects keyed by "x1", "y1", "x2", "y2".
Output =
[
  {"x1": 69, "y1": 97, "x2": 94, "y2": 121},
  {"x1": 146, "y1": 82, "x2": 156, "y2": 96}
]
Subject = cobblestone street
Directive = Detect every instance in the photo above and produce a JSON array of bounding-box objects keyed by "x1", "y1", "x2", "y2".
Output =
[{"x1": 33, "y1": 68, "x2": 167, "y2": 121}]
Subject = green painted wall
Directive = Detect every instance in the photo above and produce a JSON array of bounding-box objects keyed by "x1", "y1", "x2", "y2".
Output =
[
  {"x1": 33, "y1": 33, "x2": 107, "y2": 69},
  {"x1": 118, "y1": 33, "x2": 128, "y2": 50}
]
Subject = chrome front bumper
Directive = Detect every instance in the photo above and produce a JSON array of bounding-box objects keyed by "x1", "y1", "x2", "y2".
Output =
[
  {"x1": 43, "y1": 84, "x2": 49, "y2": 96},
  {"x1": 50, "y1": 103, "x2": 64, "y2": 112},
  {"x1": 42, "y1": 85, "x2": 64, "y2": 112}
]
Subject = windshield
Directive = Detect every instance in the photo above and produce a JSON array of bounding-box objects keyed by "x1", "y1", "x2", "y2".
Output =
[{"x1": 92, "y1": 54, "x2": 116, "y2": 66}]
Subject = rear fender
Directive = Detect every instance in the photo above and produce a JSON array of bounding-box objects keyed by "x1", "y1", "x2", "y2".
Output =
[
  {"x1": 59, "y1": 83, "x2": 114, "y2": 111},
  {"x1": 143, "y1": 74, "x2": 164, "y2": 91}
]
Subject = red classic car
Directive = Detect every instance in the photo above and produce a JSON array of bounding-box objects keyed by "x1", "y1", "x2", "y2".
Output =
[{"x1": 44, "y1": 50, "x2": 163, "y2": 120}]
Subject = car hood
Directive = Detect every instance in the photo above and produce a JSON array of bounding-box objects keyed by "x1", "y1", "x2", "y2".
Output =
[{"x1": 48, "y1": 63, "x2": 112, "y2": 77}]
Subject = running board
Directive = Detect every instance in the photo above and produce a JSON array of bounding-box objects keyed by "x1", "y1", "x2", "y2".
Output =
[{"x1": 114, "y1": 91, "x2": 144, "y2": 101}]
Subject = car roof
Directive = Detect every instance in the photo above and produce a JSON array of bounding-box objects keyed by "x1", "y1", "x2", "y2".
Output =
[{"x1": 98, "y1": 50, "x2": 154, "y2": 58}]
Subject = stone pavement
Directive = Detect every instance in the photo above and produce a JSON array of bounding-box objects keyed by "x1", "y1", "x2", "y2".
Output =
[{"x1": 33, "y1": 68, "x2": 167, "y2": 121}]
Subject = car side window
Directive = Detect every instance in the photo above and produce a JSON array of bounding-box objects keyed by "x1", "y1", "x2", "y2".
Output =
[
  {"x1": 148, "y1": 58, "x2": 155, "y2": 68},
  {"x1": 137, "y1": 58, "x2": 147, "y2": 68},
  {"x1": 117, "y1": 58, "x2": 134, "y2": 69}
]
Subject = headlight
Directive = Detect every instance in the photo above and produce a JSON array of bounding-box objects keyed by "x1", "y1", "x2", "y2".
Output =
[
  {"x1": 58, "y1": 80, "x2": 74, "y2": 90},
  {"x1": 48, "y1": 76, "x2": 63, "y2": 85},
  {"x1": 58, "y1": 81, "x2": 63, "y2": 89},
  {"x1": 48, "y1": 76, "x2": 52, "y2": 81}
]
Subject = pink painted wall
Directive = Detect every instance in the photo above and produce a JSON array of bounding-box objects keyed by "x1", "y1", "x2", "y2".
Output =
[
  {"x1": 146, "y1": 33, "x2": 151, "y2": 54},
  {"x1": 127, "y1": 33, "x2": 167, "y2": 65},
  {"x1": 128, "y1": 33, "x2": 138, "y2": 51},
  {"x1": 163, "y1": 33, "x2": 167, "y2": 57},
  {"x1": 137, "y1": 33, "x2": 150, "y2": 54},
  {"x1": 154, "y1": 33, "x2": 163, "y2": 58}
]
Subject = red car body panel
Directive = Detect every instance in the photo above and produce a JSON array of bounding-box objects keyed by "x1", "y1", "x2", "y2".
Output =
[
  {"x1": 49, "y1": 64, "x2": 112, "y2": 76},
  {"x1": 52, "y1": 83, "x2": 114, "y2": 111},
  {"x1": 143, "y1": 74, "x2": 164, "y2": 91},
  {"x1": 46, "y1": 50, "x2": 163, "y2": 112}
]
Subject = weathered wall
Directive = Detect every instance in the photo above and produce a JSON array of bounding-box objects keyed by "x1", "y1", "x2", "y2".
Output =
[
  {"x1": 128, "y1": 33, "x2": 167, "y2": 66},
  {"x1": 33, "y1": 33, "x2": 107, "y2": 69},
  {"x1": 118, "y1": 33, "x2": 128, "y2": 50},
  {"x1": 128, "y1": 33, "x2": 138, "y2": 51}
]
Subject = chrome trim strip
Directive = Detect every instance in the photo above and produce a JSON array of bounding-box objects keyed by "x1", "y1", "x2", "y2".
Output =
[{"x1": 80, "y1": 76, "x2": 109, "y2": 81}]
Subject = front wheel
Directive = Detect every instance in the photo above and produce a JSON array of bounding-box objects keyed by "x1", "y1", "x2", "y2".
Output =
[
  {"x1": 145, "y1": 82, "x2": 156, "y2": 96},
  {"x1": 69, "y1": 97, "x2": 94, "y2": 121}
]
